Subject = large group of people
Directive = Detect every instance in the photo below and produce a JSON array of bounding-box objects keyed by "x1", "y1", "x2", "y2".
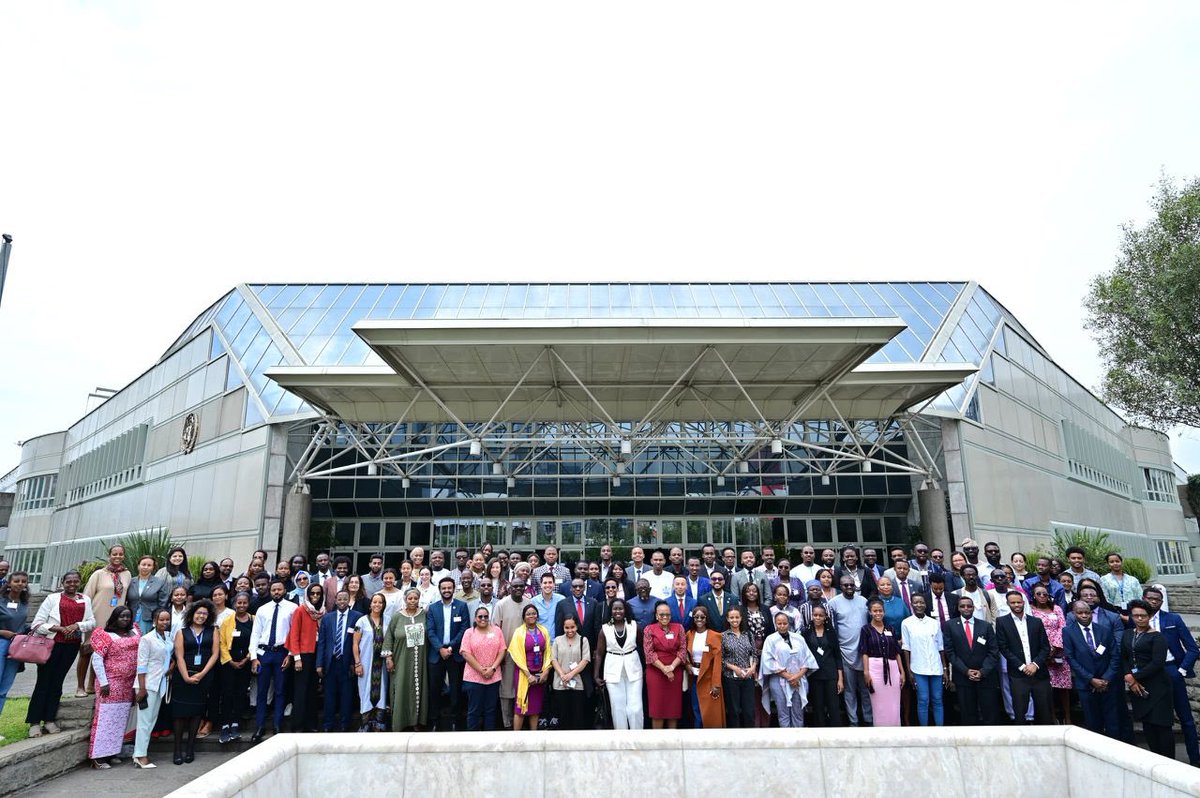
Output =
[{"x1": 0, "y1": 537, "x2": 1195, "y2": 769}]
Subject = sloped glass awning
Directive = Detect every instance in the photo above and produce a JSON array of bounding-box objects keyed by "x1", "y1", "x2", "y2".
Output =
[{"x1": 267, "y1": 318, "x2": 975, "y2": 425}]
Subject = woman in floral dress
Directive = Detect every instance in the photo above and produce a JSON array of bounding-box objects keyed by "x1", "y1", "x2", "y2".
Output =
[
  {"x1": 1029, "y1": 583, "x2": 1072, "y2": 724},
  {"x1": 88, "y1": 606, "x2": 140, "y2": 768}
]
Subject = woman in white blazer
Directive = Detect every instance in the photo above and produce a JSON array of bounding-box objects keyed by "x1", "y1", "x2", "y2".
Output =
[
  {"x1": 26, "y1": 570, "x2": 95, "y2": 737},
  {"x1": 592, "y1": 598, "x2": 644, "y2": 730}
]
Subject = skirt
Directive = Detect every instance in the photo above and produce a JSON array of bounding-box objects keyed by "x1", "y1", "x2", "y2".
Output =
[
  {"x1": 868, "y1": 657, "x2": 901, "y2": 727},
  {"x1": 645, "y1": 667, "x2": 683, "y2": 720},
  {"x1": 513, "y1": 669, "x2": 545, "y2": 717},
  {"x1": 171, "y1": 665, "x2": 214, "y2": 719}
]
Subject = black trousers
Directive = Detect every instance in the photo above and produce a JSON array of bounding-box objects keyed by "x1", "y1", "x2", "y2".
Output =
[
  {"x1": 722, "y1": 676, "x2": 758, "y2": 728},
  {"x1": 1144, "y1": 721, "x2": 1176, "y2": 760},
  {"x1": 807, "y1": 677, "x2": 841, "y2": 727},
  {"x1": 955, "y1": 674, "x2": 1000, "y2": 725},
  {"x1": 292, "y1": 653, "x2": 319, "y2": 731},
  {"x1": 554, "y1": 688, "x2": 589, "y2": 730},
  {"x1": 428, "y1": 658, "x2": 464, "y2": 731},
  {"x1": 221, "y1": 661, "x2": 253, "y2": 726},
  {"x1": 26, "y1": 642, "x2": 80, "y2": 724},
  {"x1": 1009, "y1": 675, "x2": 1054, "y2": 725}
]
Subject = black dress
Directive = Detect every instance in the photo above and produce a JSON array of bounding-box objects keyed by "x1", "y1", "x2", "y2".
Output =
[
  {"x1": 1122, "y1": 630, "x2": 1173, "y2": 726},
  {"x1": 172, "y1": 626, "x2": 215, "y2": 718}
]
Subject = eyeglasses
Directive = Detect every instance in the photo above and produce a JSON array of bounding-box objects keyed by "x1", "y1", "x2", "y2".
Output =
[{"x1": 931, "y1": 554, "x2": 944, "y2": 559}]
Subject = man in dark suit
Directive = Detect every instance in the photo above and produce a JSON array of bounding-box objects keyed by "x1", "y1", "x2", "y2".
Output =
[
  {"x1": 834, "y1": 546, "x2": 877, "y2": 600},
  {"x1": 426, "y1": 577, "x2": 471, "y2": 731},
  {"x1": 683, "y1": 557, "x2": 712, "y2": 602},
  {"x1": 943, "y1": 595, "x2": 1000, "y2": 724},
  {"x1": 996, "y1": 591, "x2": 1054, "y2": 725},
  {"x1": 554, "y1": 578, "x2": 602, "y2": 650},
  {"x1": 696, "y1": 571, "x2": 739, "y2": 632},
  {"x1": 922, "y1": 573, "x2": 958, "y2": 625},
  {"x1": 1061, "y1": 599, "x2": 1121, "y2": 739},
  {"x1": 700, "y1": 543, "x2": 729, "y2": 582},
  {"x1": 315, "y1": 589, "x2": 362, "y2": 731},
  {"x1": 667, "y1": 575, "x2": 698, "y2": 631},
  {"x1": 1143, "y1": 586, "x2": 1200, "y2": 765}
]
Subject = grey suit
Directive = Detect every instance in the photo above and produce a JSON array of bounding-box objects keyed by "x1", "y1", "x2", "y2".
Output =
[
  {"x1": 729, "y1": 569, "x2": 770, "y2": 605},
  {"x1": 126, "y1": 575, "x2": 170, "y2": 629}
]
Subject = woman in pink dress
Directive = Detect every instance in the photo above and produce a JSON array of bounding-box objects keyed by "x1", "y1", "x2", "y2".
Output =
[
  {"x1": 88, "y1": 606, "x2": 140, "y2": 768},
  {"x1": 643, "y1": 601, "x2": 686, "y2": 728},
  {"x1": 1028, "y1": 584, "x2": 1072, "y2": 724}
]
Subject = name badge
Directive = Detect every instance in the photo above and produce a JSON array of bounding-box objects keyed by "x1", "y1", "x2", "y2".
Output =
[
  {"x1": 453, "y1": 616, "x2": 462, "y2": 623},
  {"x1": 816, "y1": 647, "x2": 824, "y2": 656},
  {"x1": 883, "y1": 630, "x2": 893, "y2": 636},
  {"x1": 1095, "y1": 644, "x2": 1105, "y2": 655},
  {"x1": 6, "y1": 602, "x2": 17, "y2": 610},
  {"x1": 533, "y1": 645, "x2": 541, "y2": 653},
  {"x1": 111, "y1": 597, "x2": 119, "y2": 607},
  {"x1": 665, "y1": 633, "x2": 675, "y2": 640},
  {"x1": 487, "y1": 632, "x2": 495, "y2": 639},
  {"x1": 232, "y1": 630, "x2": 241, "y2": 638},
  {"x1": 703, "y1": 645, "x2": 710, "y2": 652},
  {"x1": 977, "y1": 637, "x2": 987, "y2": 644},
  {"x1": 193, "y1": 653, "x2": 202, "y2": 667},
  {"x1": 555, "y1": 578, "x2": 563, "y2": 584}
]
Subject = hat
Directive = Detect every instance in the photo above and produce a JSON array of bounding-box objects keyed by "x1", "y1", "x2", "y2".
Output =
[
  {"x1": 805, "y1": 579, "x2": 822, "y2": 591},
  {"x1": 960, "y1": 538, "x2": 978, "y2": 548}
]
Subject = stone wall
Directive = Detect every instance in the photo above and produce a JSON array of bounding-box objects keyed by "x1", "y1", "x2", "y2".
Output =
[{"x1": 163, "y1": 727, "x2": 1200, "y2": 798}]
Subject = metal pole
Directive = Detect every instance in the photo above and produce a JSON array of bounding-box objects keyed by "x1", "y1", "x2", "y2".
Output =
[{"x1": 0, "y1": 234, "x2": 12, "y2": 308}]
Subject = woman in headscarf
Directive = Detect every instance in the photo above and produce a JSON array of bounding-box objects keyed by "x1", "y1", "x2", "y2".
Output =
[
  {"x1": 383, "y1": 587, "x2": 429, "y2": 730},
  {"x1": 759, "y1": 610, "x2": 817, "y2": 727},
  {"x1": 286, "y1": 581, "x2": 325, "y2": 732}
]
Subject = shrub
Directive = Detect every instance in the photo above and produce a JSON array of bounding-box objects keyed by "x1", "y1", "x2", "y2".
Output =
[
  {"x1": 75, "y1": 559, "x2": 105, "y2": 588},
  {"x1": 1122, "y1": 557, "x2": 1153, "y2": 583},
  {"x1": 188, "y1": 555, "x2": 210, "y2": 579},
  {"x1": 1047, "y1": 527, "x2": 1116, "y2": 574}
]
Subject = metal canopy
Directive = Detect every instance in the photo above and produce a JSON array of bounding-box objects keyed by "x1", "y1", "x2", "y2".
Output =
[{"x1": 267, "y1": 317, "x2": 975, "y2": 425}]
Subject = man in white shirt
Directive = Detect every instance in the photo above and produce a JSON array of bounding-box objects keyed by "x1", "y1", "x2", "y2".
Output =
[
  {"x1": 428, "y1": 550, "x2": 453, "y2": 585},
  {"x1": 996, "y1": 591, "x2": 1053, "y2": 725},
  {"x1": 792, "y1": 546, "x2": 821, "y2": 584},
  {"x1": 598, "y1": 545, "x2": 616, "y2": 582},
  {"x1": 249, "y1": 579, "x2": 298, "y2": 740},
  {"x1": 642, "y1": 551, "x2": 674, "y2": 600},
  {"x1": 901, "y1": 594, "x2": 946, "y2": 726},
  {"x1": 952, "y1": 566, "x2": 993, "y2": 623}
]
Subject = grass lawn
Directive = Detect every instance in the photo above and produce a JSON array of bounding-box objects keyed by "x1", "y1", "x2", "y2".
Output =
[{"x1": 0, "y1": 697, "x2": 30, "y2": 746}]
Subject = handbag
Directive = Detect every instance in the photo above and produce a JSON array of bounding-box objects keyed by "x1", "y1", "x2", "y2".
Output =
[{"x1": 8, "y1": 633, "x2": 54, "y2": 665}]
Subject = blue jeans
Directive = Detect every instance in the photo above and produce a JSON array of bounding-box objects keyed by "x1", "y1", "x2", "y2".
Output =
[
  {"x1": 0, "y1": 637, "x2": 21, "y2": 718},
  {"x1": 463, "y1": 681, "x2": 499, "y2": 730},
  {"x1": 912, "y1": 672, "x2": 944, "y2": 726}
]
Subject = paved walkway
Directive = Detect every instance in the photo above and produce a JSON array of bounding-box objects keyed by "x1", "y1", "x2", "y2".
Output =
[{"x1": 21, "y1": 752, "x2": 240, "y2": 798}]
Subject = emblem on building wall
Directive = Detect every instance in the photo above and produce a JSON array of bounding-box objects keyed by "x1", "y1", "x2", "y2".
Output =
[{"x1": 181, "y1": 412, "x2": 199, "y2": 454}]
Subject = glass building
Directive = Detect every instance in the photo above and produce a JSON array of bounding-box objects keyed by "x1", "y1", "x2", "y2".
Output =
[{"x1": 4, "y1": 282, "x2": 1195, "y2": 585}]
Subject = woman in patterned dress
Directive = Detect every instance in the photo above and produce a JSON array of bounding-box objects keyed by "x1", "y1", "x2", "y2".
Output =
[
  {"x1": 383, "y1": 587, "x2": 428, "y2": 730},
  {"x1": 354, "y1": 593, "x2": 390, "y2": 729},
  {"x1": 88, "y1": 605, "x2": 140, "y2": 768},
  {"x1": 508, "y1": 603, "x2": 552, "y2": 730},
  {"x1": 1029, "y1": 583, "x2": 1072, "y2": 724}
]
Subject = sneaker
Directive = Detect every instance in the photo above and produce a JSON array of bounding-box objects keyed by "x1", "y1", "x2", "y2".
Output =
[
  {"x1": 230, "y1": 723, "x2": 241, "y2": 741},
  {"x1": 43, "y1": 722, "x2": 62, "y2": 734},
  {"x1": 218, "y1": 727, "x2": 230, "y2": 745}
]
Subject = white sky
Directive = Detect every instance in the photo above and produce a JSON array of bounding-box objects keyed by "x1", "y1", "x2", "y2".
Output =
[{"x1": 2, "y1": 2, "x2": 1200, "y2": 474}]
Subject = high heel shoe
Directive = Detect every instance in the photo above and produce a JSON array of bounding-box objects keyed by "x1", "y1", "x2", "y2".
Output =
[{"x1": 133, "y1": 760, "x2": 157, "y2": 769}]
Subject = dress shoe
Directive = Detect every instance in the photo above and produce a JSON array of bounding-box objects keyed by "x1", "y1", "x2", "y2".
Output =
[
  {"x1": 184, "y1": 752, "x2": 195, "y2": 764},
  {"x1": 250, "y1": 727, "x2": 266, "y2": 743},
  {"x1": 173, "y1": 755, "x2": 184, "y2": 766}
]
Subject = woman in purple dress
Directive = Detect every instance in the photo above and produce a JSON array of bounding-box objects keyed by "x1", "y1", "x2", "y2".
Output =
[{"x1": 507, "y1": 603, "x2": 552, "y2": 730}]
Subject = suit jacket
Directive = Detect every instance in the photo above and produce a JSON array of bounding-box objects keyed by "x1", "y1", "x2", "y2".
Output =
[
  {"x1": 126, "y1": 575, "x2": 170, "y2": 625},
  {"x1": 425, "y1": 598, "x2": 471, "y2": 663},
  {"x1": 322, "y1": 575, "x2": 351, "y2": 611},
  {"x1": 696, "y1": 590, "x2": 739, "y2": 633},
  {"x1": 557, "y1": 580, "x2": 603, "y2": 603},
  {"x1": 684, "y1": 576, "x2": 712, "y2": 601},
  {"x1": 667, "y1": 593, "x2": 698, "y2": 631},
  {"x1": 729, "y1": 569, "x2": 770, "y2": 605},
  {"x1": 1061, "y1": 620, "x2": 1119, "y2": 690},
  {"x1": 702, "y1": 563, "x2": 730, "y2": 582},
  {"x1": 315, "y1": 608, "x2": 363, "y2": 672},
  {"x1": 942, "y1": 616, "x2": 999, "y2": 680},
  {"x1": 1150, "y1": 610, "x2": 1200, "y2": 677},
  {"x1": 553, "y1": 595, "x2": 601, "y2": 647},
  {"x1": 996, "y1": 613, "x2": 1051, "y2": 679},
  {"x1": 922, "y1": 589, "x2": 960, "y2": 624}
]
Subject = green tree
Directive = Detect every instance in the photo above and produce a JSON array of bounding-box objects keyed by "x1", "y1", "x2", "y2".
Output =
[{"x1": 1084, "y1": 174, "x2": 1200, "y2": 428}]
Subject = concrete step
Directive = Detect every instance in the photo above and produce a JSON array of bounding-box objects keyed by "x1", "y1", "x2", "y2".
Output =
[
  {"x1": 52, "y1": 697, "x2": 95, "y2": 731},
  {"x1": 0, "y1": 727, "x2": 89, "y2": 797}
]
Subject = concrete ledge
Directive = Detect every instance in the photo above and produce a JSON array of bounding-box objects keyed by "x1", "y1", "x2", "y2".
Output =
[
  {"x1": 162, "y1": 727, "x2": 1200, "y2": 798},
  {"x1": 0, "y1": 727, "x2": 89, "y2": 797}
]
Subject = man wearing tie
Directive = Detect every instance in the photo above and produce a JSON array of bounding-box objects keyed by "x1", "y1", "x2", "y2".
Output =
[
  {"x1": 426, "y1": 577, "x2": 471, "y2": 731},
  {"x1": 553, "y1": 579, "x2": 601, "y2": 650},
  {"x1": 996, "y1": 591, "x2": 1054, "y2": 725},
  {"x1": 668, "y1": 576, "x2": 697, "y2": 631},
  {"x1": 697, "y1": 571, "x2": 738, "y2": 633},
  {"x1": 1061, "y1": 600, "x2": 1121, "y2": 739},
  {"x1": 249, "y1": 578, "x2": 298, "y2": 741},
  {"x1": 316, "y1": 589, "x2": 362, "y2": 731},
  {"x1": 882, "y1": 560, "x2": 920, "y2": 612},
  {"x1": 923, "y1": 574, "x2": 958, "y2": 626},
  {"x1": 1142, "y1": 586, "x2": 1200, "y2": 766},
  {"x1": 942, "y1": 596, "x2": 1000, "y2": 724}
]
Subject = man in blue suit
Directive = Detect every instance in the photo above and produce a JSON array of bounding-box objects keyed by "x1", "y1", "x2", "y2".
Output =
[
  {"x1": 683, "y1": 557, "x2": 712, "y2": 602},
  {"x1": 1061, "y1": 600, "x2": 1121, "y2": 739},
  {"x1": 1143, "y1": 586, "x2": 1200, "y2": 765},
  {"x1": 667, "y1": 575, "x2": 697, "y2": 631},
  {"x1": 696, "y1": 571, "x2": 739, "y2": 632},
  {"x1": 427, "y1": 577, "x2": 471, "y2": 731},
  {"x1": 315, "y1": 589, "x2": 362, "y2": 732}
]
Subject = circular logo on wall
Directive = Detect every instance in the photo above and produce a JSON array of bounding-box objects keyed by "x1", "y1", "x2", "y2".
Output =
[{"x1": 181, "y1": 412, "x2": 199, "y2": 454}]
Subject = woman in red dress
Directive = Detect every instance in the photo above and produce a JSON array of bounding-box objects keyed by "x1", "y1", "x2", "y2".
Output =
[{"x1": 643, "y1": 600, "x2": 686, "y2": 728}]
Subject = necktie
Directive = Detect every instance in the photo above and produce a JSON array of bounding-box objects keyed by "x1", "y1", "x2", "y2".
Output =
[
  {"x1": 900, "y1": 581, "x2": 911, "y2": 608},
  {"x1": 334, "y1": 612, "x2": 346, "y2": 657},
  {"x1": 936, "y1": 596, "x2": 945, "y2": 622},
  {"x1": 964, "y1": 619, "x2": 973, "y2": 649},
  {"x1": 1084, "y1": 626, "x2": 1095, "y2": 652},
  {"x1": 267, "y1": 602, "x2": 280, "y2": 647},
  {"x1": 679, "y1": 599, "x2": 685, "y2": 621},
  {"x1": 576, "y1": 599, "x2": 584, "y2": 624},
  {"x1": 716, "y1": 593, "x2": 723, "y2": 615}
]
